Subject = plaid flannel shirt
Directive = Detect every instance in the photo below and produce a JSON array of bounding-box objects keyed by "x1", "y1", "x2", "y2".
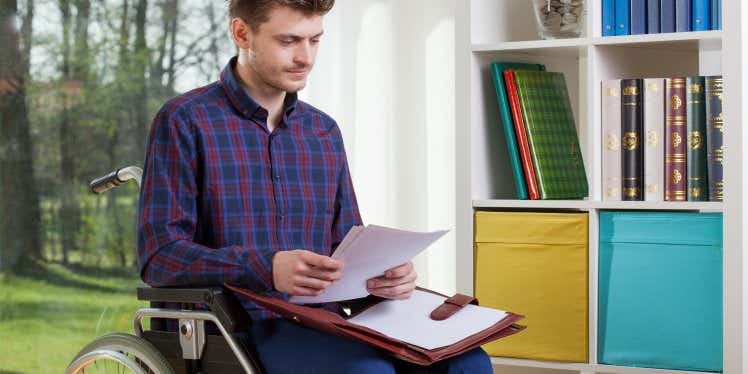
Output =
[{"x1": 137, "y1": 57, "x2": 362, "y2": 320}]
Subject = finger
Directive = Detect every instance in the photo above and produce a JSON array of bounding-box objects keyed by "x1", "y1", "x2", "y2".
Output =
[
  {"x1": 301, "y1": 251, "x2": 343, "y2": 271},
  {"x1": 292, "y1": 285, "x2": 325, "y2": 296},
  {"x1": 368, "y1": 282, "x2": 415, "y2": 299},
  {"x1": 367, "y1": 271, "x2": 417, "y2": 289},
  {"x1": 391, "y1": 289, "x2": 414, "y2": 300},
  {"x1": 369, "y1": 284, "x2": 413, "y2": 299},
  {"x1": 295, "y1": 275, "x2": 332, "y2": 291},
  {"x1": 302, "y1": 266, "x2": 344, "y2": 282},
  {"x1": 385, "y1": 261, "x2": 413, "y2": 278}
]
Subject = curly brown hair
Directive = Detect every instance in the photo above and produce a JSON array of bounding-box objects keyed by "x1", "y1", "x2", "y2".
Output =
[{"x1": 227, "y1": 0, "x2": 335, "y2": 31}]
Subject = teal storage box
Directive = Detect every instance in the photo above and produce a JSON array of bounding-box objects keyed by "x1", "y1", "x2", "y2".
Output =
[{"x1": 598, "y1": 211, "x2": 723, "y2": 372}]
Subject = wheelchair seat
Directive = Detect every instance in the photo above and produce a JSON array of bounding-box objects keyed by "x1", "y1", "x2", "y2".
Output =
[{"x1": 136, "y1": 286, "x2": 263, "y2": 374}]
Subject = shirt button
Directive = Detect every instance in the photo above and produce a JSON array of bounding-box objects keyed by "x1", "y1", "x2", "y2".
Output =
[{"x1": 275, "y1": 175, "x2": 281, "y2": 180}]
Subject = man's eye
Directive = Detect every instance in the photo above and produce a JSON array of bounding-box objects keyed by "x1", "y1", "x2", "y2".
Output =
[
  {"x1": 311, "y1": 39, "x2": 320, "y2": 44},
  {"x1": 280, "y1": 39, "x2": 294, "y2": 45}
]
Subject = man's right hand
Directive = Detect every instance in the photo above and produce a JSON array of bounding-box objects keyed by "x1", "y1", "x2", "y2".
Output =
[{"x1": 272, "y1": 250, "x2": 344, "y2": 296}]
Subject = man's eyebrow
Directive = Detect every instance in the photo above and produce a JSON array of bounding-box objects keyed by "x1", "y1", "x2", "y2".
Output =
[{"x1": 276, "y1": 31, "x2": 325, "y2": 39}]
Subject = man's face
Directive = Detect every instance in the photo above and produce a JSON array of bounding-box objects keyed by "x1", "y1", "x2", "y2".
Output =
[{"x1": 246, "y1": 6, "x2": 324, "y2": 93}]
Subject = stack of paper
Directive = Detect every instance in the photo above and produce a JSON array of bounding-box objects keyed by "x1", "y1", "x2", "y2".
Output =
[
  {"x1": 289, "y1": 225, "x2": 449, "y2": 304},
  {"x1": 348, "y1": 289, "x2": 508, "y2": 350}
]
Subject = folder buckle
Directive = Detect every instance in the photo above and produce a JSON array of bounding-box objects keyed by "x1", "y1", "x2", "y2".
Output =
[{"x1": 429, "y1": 294, "x2": 478, "y2": 321}]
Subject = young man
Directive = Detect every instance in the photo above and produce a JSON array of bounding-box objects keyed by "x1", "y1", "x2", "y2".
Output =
[{"x1": 137, "y1": 0, "x2": 492, "y2": 372}]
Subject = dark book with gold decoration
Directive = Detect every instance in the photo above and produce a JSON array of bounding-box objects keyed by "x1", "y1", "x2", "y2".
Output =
[
  {"x1": 706, "y1": 76, "x2": 724, "y2": 201},
  {"x1": 686, "y1": 76, "x2": 708, "y2": 201},
  {"x1": 621, "y1": 79, "x2": 644, "y2": 201},
  {"x1": 665, "y1": 78, "x2": 688, "y2": 201}
]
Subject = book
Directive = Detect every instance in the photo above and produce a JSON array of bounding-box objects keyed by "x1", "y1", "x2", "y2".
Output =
[
  {"x1": 513, "y1": 70, "x2": 588, "y2": 200},
  {"x1": 665, "y1": 78, "x2": 688, "y2": 201},
  {"x1": 621, "y1": 79, "x2": 645, "y2": 201},
  {"x1": 615, "y1": 0, "x2": 631, "y2": 35},
  {"x1": 631, "y1": 0, "x2": 647, "y2": 34},
  {"x1": 692, "y1": 0, "x2": 711, "y2": 31},
  {"x1": 686, "y1": 76, "x2": 708, "y2": 201},
  {"x1": 675, "y1": 0, "x2": 691, "y2": 32},
  {"x1": 644, "y1": 78, "x2": 665, "y2": 201},
  {"x1": 603, "y1": 0, "x2": 616, "y2": 36},
  {"x1": 490, "y1": 62, "x2": 545, "y2": 200},
  {"x1": 661, "y1": 0, "x2": 676, "y2": 33},
  {"x1": 705, "y1": 76, "x2": 724, "y2": 201},
  {"x1": 712, "y1": 0, "x2": 721, "y2": 30},
  {"x1": 504, "y1": 69, "x2": 541, "y2": 200},
  {"x1": 602, "y1": 80, "x2": 622, "y2": 201},
  {"x1": 647, "y1": 0, "x2": 661, "y2": 33}
]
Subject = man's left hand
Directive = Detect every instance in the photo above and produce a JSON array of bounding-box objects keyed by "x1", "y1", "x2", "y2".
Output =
[{"x1": 366, "y1": 261, "x2": 417, "y2": 300}]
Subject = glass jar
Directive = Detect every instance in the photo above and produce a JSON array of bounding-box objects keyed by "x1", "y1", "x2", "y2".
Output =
[{"x1": 531, "y1": 0, "x2": 585, "y2": 39}]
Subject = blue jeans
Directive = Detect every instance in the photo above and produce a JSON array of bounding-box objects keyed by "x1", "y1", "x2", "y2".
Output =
[{"x1": 240, "y1": 318, "x2": 493, "y2": 374}]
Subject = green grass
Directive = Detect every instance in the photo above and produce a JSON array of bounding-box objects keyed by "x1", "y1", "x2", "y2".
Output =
[{"x1": 0, "y1": 263, "x2": 148, "y2": 373}]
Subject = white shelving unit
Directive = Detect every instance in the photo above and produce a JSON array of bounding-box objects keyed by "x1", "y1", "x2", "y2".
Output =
[{"x1": 455, "y1": 1, "x2": 745, "y2": 373}]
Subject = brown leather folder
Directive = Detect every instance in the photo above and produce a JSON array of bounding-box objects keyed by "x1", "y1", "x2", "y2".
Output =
[{"x1": 225, "y1": 283, "x2": 526, "y2": 366}]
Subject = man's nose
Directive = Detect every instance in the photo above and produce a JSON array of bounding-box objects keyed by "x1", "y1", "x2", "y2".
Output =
[{"x1": 293, "y1": 41, "x2": 314, "y2": 66}]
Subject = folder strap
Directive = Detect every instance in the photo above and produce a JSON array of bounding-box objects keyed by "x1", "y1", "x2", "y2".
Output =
[{"x1": 429, "y1": 294, "x2": 478, "y2": 321}]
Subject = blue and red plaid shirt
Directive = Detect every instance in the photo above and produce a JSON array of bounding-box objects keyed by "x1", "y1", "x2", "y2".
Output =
[{"x1": 137, "y1": 56, "x2": 362, "y2": 320}]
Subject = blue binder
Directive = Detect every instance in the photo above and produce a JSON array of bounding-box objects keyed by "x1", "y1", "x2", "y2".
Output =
[
  {"x1": 692, "y1": 0, "x2": 710, "y2": 31},
  {"x1": 691, "y1": 0, "x2": 712, "y2": 31},
  {"x1": 602, "y1": 0, "x2": 616, "y2": 36},
  {"x1": 647, "y1": 0, "x2": 661, "y2": 33},
  {"x1": 712, "y1": 0, "x2": 722, "y2": 30},
  {"x1": 675, "y1": 0, "x2": 691, "y2": 32},
  {"x1": 598, "y1": 212, "x2": 723, "y2": 372},
  {"x1": 661, "y1": 0, "x2": 676, "y2": 33},
  {"x1": 630, "y1": 0, "x2": 647, "y2": 34},
  {"x1": 615, "y1": 0, "x2": 630, "y2": 35}
]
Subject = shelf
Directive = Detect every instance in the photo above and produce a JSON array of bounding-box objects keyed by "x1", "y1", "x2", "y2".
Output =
[
  {"x1": 474, "y1": 199, "x2": 595, "y2": 210},
  {"x1": 592, "y1": 364, "x2": 719, "y2": 374},
  {"x1": 473, "y1": 200, "x2": 723, "y2": 212},
  {"x1": 471, "y1": 31, "x2": 721, "y2": 54},
  {"x1": 490, "y1": 357, "x2": 589, "y2": 371},
  {"x1": 596, "y1": 201, "x2": 723, "y2": 212},
  {"x1": 472, "y1": 38, "x2": 588, "y2": 55},
  {"x1": 592, "y1": 31, "x2": 722, "y2": 51},
  {"x1": 490, "y1": 358, "x2": 720, "y2": 374}
]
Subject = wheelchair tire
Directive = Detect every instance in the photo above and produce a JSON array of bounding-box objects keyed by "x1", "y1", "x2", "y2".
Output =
[{"x1": 66, "y1": 333, "x2": 174, "y2": 374}]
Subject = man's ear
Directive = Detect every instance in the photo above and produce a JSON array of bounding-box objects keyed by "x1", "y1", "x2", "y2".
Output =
[{"x1": 230, "y1": 18, "x2": 254, "y2": 50}]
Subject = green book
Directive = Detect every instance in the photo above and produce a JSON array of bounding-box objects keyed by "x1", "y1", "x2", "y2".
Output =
[
  {"x1": 513, "y1": 70, "x2": 588, "y2": 199},
  {"x1": 686, "y1": 76, "x2": 708, "y2": 201},
  {"x1": 490, "y1": 62, "x2": 546, "y2": 200}
]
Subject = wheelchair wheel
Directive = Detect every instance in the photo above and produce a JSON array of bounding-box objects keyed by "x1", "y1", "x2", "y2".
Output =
[{"x1": 66, "y1": 333, "x2": 174, "y2": 374}]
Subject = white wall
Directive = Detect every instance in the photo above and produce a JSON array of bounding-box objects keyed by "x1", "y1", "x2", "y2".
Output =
[{"x1": 301, "y1": 0, "x2": 458, "y2": 295}]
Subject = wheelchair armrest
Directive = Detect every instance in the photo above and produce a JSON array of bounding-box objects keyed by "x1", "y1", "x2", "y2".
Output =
[{"x1": 137, "y1": 286, "x2": 251, "y2": 333}]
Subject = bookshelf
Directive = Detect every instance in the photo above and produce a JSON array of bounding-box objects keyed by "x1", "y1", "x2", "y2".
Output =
[{"x1": 455, "y1": 1, "x2": 743, "y2": 373}]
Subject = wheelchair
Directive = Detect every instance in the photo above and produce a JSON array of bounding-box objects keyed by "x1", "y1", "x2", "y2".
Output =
[{"x1": 65, "y1": 166, "x2": 264, "y2": 374}]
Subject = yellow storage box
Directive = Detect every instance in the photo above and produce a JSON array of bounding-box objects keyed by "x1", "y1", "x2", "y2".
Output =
[{"x1": 474, "y1": 211, "x2": 588, "y2": 362}]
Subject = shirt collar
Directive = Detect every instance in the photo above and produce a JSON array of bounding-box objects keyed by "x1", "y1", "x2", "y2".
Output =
[{"x1": 220, "y1": 56, "x2": 299, "y2": 124}]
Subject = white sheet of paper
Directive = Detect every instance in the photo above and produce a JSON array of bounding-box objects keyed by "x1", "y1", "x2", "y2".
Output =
[
  {"x1": 347, "y1": 289, "x2": 508, "y2": 350},
  {"x1": 289, "y1": 225, "x2": 448, "y2": 304}
]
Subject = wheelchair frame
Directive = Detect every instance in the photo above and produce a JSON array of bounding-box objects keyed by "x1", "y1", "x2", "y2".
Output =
[
  {"x1": 133, "y1": 287, "x2": 261, "y2": 373},
  {"x1": 65, "y1": 167, "x2": 264, "y2": 374}
]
